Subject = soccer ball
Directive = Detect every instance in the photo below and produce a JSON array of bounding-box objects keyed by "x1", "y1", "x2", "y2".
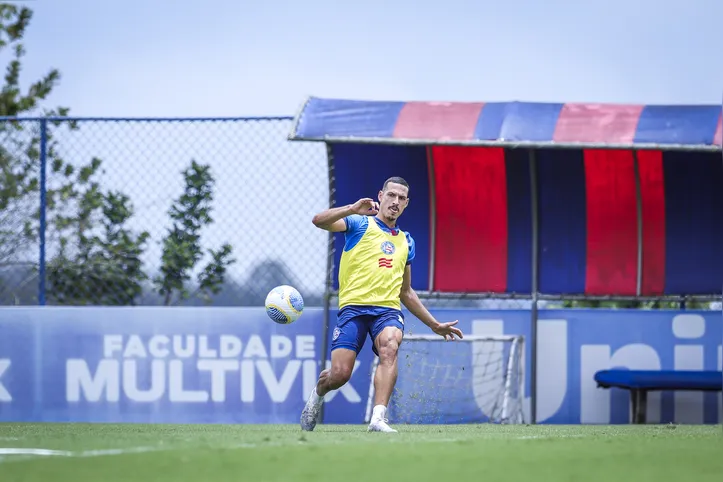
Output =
[{"x1": 264, "y1": 285, "x2": 304, "y2": 324}]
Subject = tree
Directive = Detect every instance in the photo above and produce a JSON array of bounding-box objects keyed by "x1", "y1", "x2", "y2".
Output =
[
  {"x1": 44, "y1": 158, "x2": 237, "y2": 306},
  {"x1": 0, "y1": 3, "x2": 150, "y2": 306},
  {"x1": 0, "y1": 4, "x2": 56, "y2": 268},
  {"x1": 45, "y1": 158, "x2": 150, "y2": 305},
  {"x1": 154, "y1": 160, "x2": 235, "y2": 305},
  {"x1": 0, "y1": 5, "x2": 236, "y2": 307},
  {"x1": 0, "y1": 190, "x2": 33, "y2": 267},
  {"x1": 0, "y1": 3, "x2": 86, "y2": 303},
  {"x1": 0, "y1": 4, "x2": 68, "y2": 222}
]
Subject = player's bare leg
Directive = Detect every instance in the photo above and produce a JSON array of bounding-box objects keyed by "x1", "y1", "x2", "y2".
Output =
[
  {"x1": 369, "y1": 326, "x2": 403, "y2": 433},
  {"x1": 300, "y1": 348, "x2": 356, "y2": 431}
]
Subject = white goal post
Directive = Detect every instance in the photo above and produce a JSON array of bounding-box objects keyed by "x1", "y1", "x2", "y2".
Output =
[{"x1": 364, "y1": 334, "x2": 525, "y2": 425}]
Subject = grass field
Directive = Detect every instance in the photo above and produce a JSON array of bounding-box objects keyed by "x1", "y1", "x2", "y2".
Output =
[{"x1": 0, "y1": 423, "x2": 722, "y2": 481}]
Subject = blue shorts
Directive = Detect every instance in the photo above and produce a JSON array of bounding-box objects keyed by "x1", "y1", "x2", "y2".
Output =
[{"x1": 330, "y1": 305, "x2": 405, "y2": 357}]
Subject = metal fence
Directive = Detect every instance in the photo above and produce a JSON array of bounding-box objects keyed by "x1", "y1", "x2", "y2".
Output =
[
  {"x1": 1, "y1": 116, "x2": 718, "y2": 311},
  {"x1": 0, "y1": 117, "x2": 331, "y2": 307}
]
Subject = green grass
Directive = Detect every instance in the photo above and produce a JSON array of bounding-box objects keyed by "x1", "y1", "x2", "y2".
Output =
[{"x1": 0, "y1": 423, "x2": 721, "y2": 482}]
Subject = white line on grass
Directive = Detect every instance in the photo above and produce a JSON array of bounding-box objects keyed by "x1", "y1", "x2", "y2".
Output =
[
  {"x1": 0, "y1": 431, "x2": 599, "y2": 464},
  {"x1": 0, "y1": 448, "x2": 68, "y2": 456},
  {"x1": 0, "y1": 446, "x2": 165, "y2": 464}
]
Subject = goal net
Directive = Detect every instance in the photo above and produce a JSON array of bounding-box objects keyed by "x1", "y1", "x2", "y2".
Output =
[{"x1": 364, "y1": 334, "x2": 525, "y2": 425}]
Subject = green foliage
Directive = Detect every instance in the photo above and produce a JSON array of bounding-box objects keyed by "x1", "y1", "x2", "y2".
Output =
[
  {"x1": 0, "y1": 4, "x2": 60, "y2": 118},
  {"x1": 0, "y1": 4, "x2": 150, "y2": 305},
  {"x1": 46, "y1": 158, "x2": 235, "y2": 306},
  {"x1": 154, "y1": 160, "x2": 235, "y2": 305},
  {"x1": 0, "y1": 5, "x2": 234, "y2": 306},
  {"x1": 0, "y1": 3, "x2": 73, "y2": 213},
  {"x1": 45, "y1": 158, "x2": 150, "y2": 305},
  {"x1": 0, "y1": 3, "x2": 69, "y2": 272}
]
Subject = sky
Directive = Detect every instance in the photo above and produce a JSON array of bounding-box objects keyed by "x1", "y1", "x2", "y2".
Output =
[
  {"x1": 17, "y1": 0, "x2": 723, "y2": 118},
  {"x1": 5, "y1": 0, "x2": 723, "y2": 305}
]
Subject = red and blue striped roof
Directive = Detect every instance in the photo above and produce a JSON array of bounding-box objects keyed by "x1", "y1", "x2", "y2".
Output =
[
  {"x1": 292, "y1": 96, "x2": 723, "y2": 297},
  {"x1": 290, "y1": 96, "x2": 723, "y2": 150}
]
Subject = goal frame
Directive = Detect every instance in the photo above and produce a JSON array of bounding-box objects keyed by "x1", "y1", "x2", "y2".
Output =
[{"x1": 364, "y1": 333, "x2": 526, "y2": 424}]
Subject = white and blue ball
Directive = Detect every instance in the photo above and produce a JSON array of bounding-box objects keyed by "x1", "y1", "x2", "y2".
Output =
[{"x1": 264, "y1": 285, "x2": 304, "y2": 324}]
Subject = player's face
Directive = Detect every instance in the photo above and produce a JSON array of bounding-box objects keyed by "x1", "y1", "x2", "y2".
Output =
[{"x1": 378, "y1": 183, "x2": 409, "y2": 222}]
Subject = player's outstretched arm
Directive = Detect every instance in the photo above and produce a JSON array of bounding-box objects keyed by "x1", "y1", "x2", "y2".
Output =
[
  {"x1": 311, "y1": 198, "x2": 380, "y2": 232},
  {"x1": 399, "y1": 265, "x2": 463, "y2": 341}
]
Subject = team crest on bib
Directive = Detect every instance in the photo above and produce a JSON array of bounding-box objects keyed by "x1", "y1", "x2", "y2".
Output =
[{"x1": 380, "y1": 241, "x2": 396, "y2": 255}]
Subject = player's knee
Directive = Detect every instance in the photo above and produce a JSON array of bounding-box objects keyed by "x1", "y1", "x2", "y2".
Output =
[{"x1": 329, "y1": 363, "x2": 353, "y2": 388}]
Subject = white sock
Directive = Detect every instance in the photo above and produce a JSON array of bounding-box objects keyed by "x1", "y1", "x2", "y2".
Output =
[
  {"x1": 309, "y1": 388, "x2": 323, "y2": 405},
  {"x1": 372, "y1": 404, "x2": 387, "y2": 421}
]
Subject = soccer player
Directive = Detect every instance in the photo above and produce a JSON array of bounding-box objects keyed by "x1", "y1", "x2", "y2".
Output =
[{"x1": 300, "y1": 176, "x2": 464, "y2": 433}]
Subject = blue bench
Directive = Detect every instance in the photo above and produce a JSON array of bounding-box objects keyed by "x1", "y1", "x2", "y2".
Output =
[{"x1": 594, "y1": 369, "x2": 723, "y2": 424}]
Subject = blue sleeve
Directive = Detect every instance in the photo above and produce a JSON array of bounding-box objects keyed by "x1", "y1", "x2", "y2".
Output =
[
  {"x1": 405, "y1": 231, "x2": 416, "y2": 265},
  {"x1": 343, "y1": 215, "x2": 368, "y2": 252},
  {"x1": 344, "y1": 214, "x2": 364, "y2": 233}
]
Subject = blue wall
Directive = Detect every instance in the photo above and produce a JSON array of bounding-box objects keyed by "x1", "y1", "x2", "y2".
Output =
[{"x1": 0, "y1": 307, "x2": 720, "y2": 424}]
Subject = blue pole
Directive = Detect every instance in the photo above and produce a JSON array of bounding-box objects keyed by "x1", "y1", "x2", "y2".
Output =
[{"x1": 38, "y1": 119, "x2": 47, "y2": 306}]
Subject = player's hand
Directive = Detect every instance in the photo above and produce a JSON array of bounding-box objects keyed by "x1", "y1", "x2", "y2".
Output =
[
  {"x1": 350, "y1": 198, "x2": 379, "y2": 216},
  {"x1": 433, "y1": 320, "x2": 463, "y2": 341}
]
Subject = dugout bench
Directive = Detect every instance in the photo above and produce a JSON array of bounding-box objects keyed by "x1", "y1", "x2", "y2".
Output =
[{"x1": 594, "y1": 370, "x2": 723, "y2": 424}]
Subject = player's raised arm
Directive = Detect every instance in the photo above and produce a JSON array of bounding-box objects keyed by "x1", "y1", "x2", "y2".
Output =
[{"x1": 311, "y1": 198, "x2": 379, "y2": 232}]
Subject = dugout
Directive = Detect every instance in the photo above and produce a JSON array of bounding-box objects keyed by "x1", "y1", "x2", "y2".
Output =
[{"x1": 289, "y1": 96, "x2": 723, "y2": 423}]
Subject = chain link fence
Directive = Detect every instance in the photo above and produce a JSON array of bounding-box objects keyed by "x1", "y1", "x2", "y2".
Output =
[
  {"x1": 0, "y1": 119, "x2": 41, "y2": 305},
  {"x1": 2, "y1": 116, "x2": 717, "y2": 311},
  {"x1": 0, "y1": 117, "x2": 330, "y2": 306}
]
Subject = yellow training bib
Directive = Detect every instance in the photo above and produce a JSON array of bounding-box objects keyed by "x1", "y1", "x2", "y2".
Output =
[{"x1": 338, "y1": 218, "x2": 409, "y2": 310}]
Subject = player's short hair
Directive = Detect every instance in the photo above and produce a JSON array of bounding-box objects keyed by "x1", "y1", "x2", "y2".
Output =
[{"x1": 382, "y1": 176, "x2": 410, "y2": 196}]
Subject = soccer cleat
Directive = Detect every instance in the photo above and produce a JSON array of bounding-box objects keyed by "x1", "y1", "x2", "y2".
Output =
[
  {"x1": 300, "y1": 397, "x2": 322, "y2": 431},
  {"x1": 367, "y1": 417, "x2": 397, "y2": 433}
]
